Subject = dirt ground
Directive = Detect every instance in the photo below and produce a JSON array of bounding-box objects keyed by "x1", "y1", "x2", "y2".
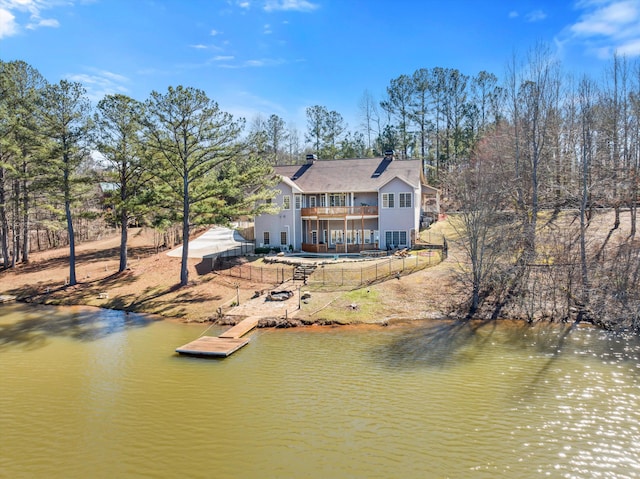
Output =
[
  {"x1": 2, "y1": 209, "x2": 634, "y2": 326},
  {"x1": 0, "y1": 223, "x2": 459, "y2": 325}
]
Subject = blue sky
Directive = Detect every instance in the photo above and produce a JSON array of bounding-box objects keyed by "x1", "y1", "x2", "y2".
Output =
[{"x1": 2, "y1": 0, "x2": 640, "y2": 134}]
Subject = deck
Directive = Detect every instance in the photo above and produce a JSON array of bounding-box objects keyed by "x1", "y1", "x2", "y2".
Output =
[
  {"x1": 176, "y1": 316, "x2": 260, "y2": 357},
  {"x1": 219, "y1": 316, "x2": 260, "y2": 338},
  {"x1": 175, "y1": 336, "x2": 250, "y2": 357}
]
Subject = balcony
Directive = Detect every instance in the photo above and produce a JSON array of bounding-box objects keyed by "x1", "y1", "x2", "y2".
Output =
[
  {"x1": 301, "y1": 242, "x2": 380, "y2": 253},
  {"x1": 301, "y1": 206, "x2": 378, "y2": 218}
]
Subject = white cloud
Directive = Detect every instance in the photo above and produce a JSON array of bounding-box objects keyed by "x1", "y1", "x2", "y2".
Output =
[
  {"x1": 216, "y1": 57, "x2": 287, "y2": 68},
  {"x1": 213, "y1": 55, "x2": 234, "y2": 61},
  {"x1": 526, "y1": 9, "x2": 547, "y2": 22},
  {"x1": 210, "y1": 28, "x2": 221, "y2": 36},
  {"x1": 263, "y1": 0, "x2": 319, "y2": 13},
  {"x1": 565, "y1": 0, "x2": 640, "y2": 58},
  {"x1": 65, "y1": 68, "x2": 130, "y2": 103},
  {"x1": 263, "y1": 23, "x2": 272, "y2": 34},
  {"x1": 26, "y1": 16, "x2": 58, "y2": 29},
  {"x1": 0, "y1": 0, "x2": 67, "y2": 36},
  {"x1": 0, "y1": 8, "x2": 18, "y2": 38},
  {"x1": 617, "y1": 38, "x2": 640, "y2": 55},
  {"x1": 571, "y1": 0, "x2": 638, "y2": 36},
  {"x1": 508, "y1": 10, "x2": 518, "y2": 18}
]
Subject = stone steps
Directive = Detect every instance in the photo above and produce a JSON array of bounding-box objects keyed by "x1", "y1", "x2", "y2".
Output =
[{"x1": 293, "y1": 264, "x2": 317, "y2": 282}]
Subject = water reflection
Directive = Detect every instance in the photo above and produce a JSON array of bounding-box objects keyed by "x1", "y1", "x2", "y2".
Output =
[
  {"x1": 374, "y1": 319, "x2": 498, "y2": 369},
  {"x1": 2, "y1": 304, "x2": 640, "y2": 478},
  {"x1": 0, "y1": 303, "x2": 158, "y2": 350}
]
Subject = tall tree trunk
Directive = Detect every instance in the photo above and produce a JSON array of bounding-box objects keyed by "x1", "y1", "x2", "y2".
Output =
[
  {"x1": 0, "y1": 168, "x2": 8, "y2": 270},
  {"x1": 64, "y1": 155, "x2": 77, "y2": 286},
  {"x1": 11, "y1": 178, "x2": 19, "y2": 268},
  {"x1": 21, "y1": 173, "x2": 29, "y2": 263},
  {"x1": 579, "y1": 81, "x2": 591, "y2": 321},
  {"x1": 119, "y1": 210, "x2": 128, "y2": 272},
  {"x1": 180, "y1": 177, "x2": 190, "y2": 287},
  {"x1": 66, "y1": 200, "x2": 76, "y2": 286}
]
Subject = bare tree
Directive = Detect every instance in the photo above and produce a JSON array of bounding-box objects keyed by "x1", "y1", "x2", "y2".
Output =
[
  {"x1": 358, "y1": 89, "x2": 380, "y2": 154},
  {"x1": 448, "y1": 132, "x2": 513, "y2": 317}
]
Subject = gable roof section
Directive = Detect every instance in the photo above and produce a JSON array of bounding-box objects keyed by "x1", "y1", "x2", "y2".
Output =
[
  {"x1": 275, "y1": 158, "x2": 423, "y2": 193},
  {"x1": 280, "y1": 175, "x2": 302, "y2": 193}
]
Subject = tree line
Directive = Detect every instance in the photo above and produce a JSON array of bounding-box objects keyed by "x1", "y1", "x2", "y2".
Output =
[
  {"x1": 0, "y1": 60, "x2": 277, "y2": 287},
  {"x1": 446, "y1": 46, "x2": 640, "y2": 332},
  {"x1": 2, "y1": 46, "x2": 640, "y2": 332}
]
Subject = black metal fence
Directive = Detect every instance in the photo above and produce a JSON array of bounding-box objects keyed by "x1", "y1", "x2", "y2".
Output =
[
  {"x1": 216, "y1": 242, "x2": 255, "y2": 259},
  {"x1": 305, "y1": 251, "x2": 441, "y2": 288},
  {"x1": 214, "y1": 261, "x2": 295, "y2": 283},
  {"x1": 214, "y1": 249, "x2": 443, "y2": 289}
]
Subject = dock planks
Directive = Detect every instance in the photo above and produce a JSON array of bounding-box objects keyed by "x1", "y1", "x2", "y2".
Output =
[
  {"x1": 176, "y1": 316, "x2": 261, "y2": 358},
  {"x1": 176, "y1": 336, "x2": 250, "y2": 357},
  {"x1": 218, "y1": 316, "x2": 260, "y2": 339}
]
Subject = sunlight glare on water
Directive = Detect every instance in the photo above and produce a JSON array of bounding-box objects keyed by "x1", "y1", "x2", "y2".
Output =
[{"x1": 1, "y1": 303, "x2": 639, "y2": 478}]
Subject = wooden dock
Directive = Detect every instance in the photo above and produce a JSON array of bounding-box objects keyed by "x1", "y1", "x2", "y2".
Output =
[
  {"x1": 176, "y1": 316, "x2": 260, "y2": 357},
  {"x1": 219, "y1": 316, "x2": 260, "y2": 338}
]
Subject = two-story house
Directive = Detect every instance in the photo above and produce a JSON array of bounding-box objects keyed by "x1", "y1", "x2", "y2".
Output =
[{"x1": 254, "y1": 152, "x2": 440, "y2": 253}]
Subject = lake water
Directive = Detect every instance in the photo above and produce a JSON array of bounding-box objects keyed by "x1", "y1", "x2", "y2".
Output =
[{"x1": 1, "y1": 303, "x2": 639, "y2": 478}]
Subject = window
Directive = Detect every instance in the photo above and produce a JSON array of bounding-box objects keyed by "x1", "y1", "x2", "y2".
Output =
[
  {"x1": 309, "y1": 196, "x2": 317, "y2": 207},
  {"x1": 311, "y1": 230, "x2": 317, "y2": 244},
  {"x1": 399, "y1": 193, "x2": 412, "y2": 208},
  {"x1": 329, "y1": 194, "x2": 346, "y2": 207},
  {"x1": 320, "y1": 195, "x2": 326, "y2": 207},
  {"x1": 295, "y1": 194, "x2": 302, "y2": 209},
  {"x1": 283, "y1": 195, "x2": 291, "y2": 210},
  {"x1": 382, "y1": 193, "x2": 395, "y2": 208},
  {"x1": 385, "y1": 230, "x2": 408, "y2": 248},
  {"x1": 280, "y1": 231, "x2": 288, "y2": 245},
  {"x1": 263, "y1": 232, "x2": 270, "y2": 245}
]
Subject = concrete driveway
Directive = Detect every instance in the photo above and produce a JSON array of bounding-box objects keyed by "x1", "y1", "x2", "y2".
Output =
[{"x1": 167, "y1": 226, "x2": 248, "y2": 259}]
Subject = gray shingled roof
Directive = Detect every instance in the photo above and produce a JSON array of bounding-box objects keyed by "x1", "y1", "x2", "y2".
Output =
[{"x1": 274, "y1": 158, "x2": 423, "y2": 193}]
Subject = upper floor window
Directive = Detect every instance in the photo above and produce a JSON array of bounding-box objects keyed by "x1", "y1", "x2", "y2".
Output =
[
  {"x1": 399, "y1": 192, "x2": 412, "y2": 208},
  {"x1": 382, "y1": 193, "x2": 395, "y2": 208},
  {"x1": 283, "y1": 195, "x2": 291, "y2": 210},
  {"x1": 329, "y1": 194, "x2": 346, "y2": 207},
  {"x1": 309, "y1": 196, "x2": 317, "y2": 207},
  {"x1": 295, "y1": 194, "x2": 302, "y2": 209}
]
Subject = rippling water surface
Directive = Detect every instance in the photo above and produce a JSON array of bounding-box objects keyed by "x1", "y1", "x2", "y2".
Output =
[{"x1": 1, "y1": 303, "x2": 639, "y2": 478}]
